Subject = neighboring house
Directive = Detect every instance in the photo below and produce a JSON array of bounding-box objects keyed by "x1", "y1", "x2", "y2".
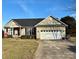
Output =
[{"x1": 4, "y1": 16, "x2": 67, "y2": 40}]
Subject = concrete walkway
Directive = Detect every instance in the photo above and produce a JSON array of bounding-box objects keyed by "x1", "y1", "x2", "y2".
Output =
[{"x1": 34, "y1": 40, "x2": 76, "y2": 59}]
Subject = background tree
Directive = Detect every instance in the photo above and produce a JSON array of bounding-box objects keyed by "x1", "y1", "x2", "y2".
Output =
[{"x1": 60, "y1": 16, "x2": 76, "y2": 36}]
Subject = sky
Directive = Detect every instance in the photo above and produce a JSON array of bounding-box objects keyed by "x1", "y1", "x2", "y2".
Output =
[{"x1": 2, "y1": 0, "x2": 76, "y2": 26}]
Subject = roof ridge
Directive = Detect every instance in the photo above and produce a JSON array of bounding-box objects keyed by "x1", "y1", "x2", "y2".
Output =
[
  {"x1": 51, "y1": 16, "x2": 68, "y2": 26},
  {"x1": 12, "y1": 18, "x2": 45, "y2": 20}
]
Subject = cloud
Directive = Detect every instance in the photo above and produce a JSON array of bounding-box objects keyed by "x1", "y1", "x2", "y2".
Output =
[
  {"x1": 7, "y1": 0, "x2": 35, "y2": 17},
  {"x1": 65, "y1": 5, "x2": 76, "y2": 12},
  {"x1": 19, "y1": 4, "x2": 34, "y2": 16},
  {"x1": 70, "y1": 13, "x2": 76, "y2": 17},
  {"x1": 17, "y1": 1, "x2": 35, "y2": 17}
]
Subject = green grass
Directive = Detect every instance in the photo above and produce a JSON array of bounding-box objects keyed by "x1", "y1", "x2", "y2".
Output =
[{"x1": 2, "y1": 38, "x2": 38, "y2": 59}]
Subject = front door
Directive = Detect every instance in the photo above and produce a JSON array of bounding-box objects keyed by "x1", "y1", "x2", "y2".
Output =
[
  {"x1": 14, "y1": 28, "x2": 20, "y2": 36},
  {"x1": 15, "y1": 30, "x2": 18, "y2": 35}
]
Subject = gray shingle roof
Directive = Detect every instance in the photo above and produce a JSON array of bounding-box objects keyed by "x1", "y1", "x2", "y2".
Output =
[
  {"x1": 13, "y1": 18, "x2": 44, "y2": 27},
  {"x1": 4, "y1": 16, "x2": 67, "y2": 28}
]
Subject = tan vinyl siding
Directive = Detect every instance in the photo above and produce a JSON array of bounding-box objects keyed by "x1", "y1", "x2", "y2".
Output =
[{"x1": 21, "y1": 28, "x2": 25, "y2": 35}]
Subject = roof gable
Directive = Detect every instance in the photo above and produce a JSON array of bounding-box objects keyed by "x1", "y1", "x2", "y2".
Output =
[
  {"x1": 4, "y1": 20, "x2": 20, "y2": 27},
  {"x1": 35, "y1": 16, "x2": 67, "y2": 27}
]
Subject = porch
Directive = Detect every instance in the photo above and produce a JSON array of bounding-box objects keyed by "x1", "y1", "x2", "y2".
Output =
[
  {"x1": 4, "y1": 27, "x2": 21, "y2": 37},
  {"x1": 4, "y1": 27, "x2": 36, "y2": 38}
]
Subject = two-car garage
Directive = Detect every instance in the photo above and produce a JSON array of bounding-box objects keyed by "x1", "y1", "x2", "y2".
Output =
[{"x1": 35, "y1": 16, "x2": 67, "y2": 40}]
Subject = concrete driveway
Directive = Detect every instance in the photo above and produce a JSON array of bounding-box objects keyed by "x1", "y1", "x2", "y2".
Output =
[{"x1": 34, "y1": 40, "x2": 76, "y2": 59}]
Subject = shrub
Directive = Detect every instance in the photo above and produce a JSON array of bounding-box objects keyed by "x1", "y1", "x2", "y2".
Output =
[
  {"x1": 21, "y1": 35, "x2": 36, "y2": 39},
  {"x1": 8, "y1": 35, "x2": 13, "y2": 38}
]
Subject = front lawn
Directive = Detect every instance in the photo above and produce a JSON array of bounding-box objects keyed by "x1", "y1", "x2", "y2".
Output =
[{"x1": 2, "y1": 38, "x2": 38, "y2": 59}]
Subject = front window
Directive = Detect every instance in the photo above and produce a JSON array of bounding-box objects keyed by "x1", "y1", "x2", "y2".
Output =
[{"x1": 8, "y1": 28, "x2": 11, "y2": 35}]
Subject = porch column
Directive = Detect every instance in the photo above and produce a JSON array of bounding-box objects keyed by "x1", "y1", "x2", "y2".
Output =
[
  {"x1": 11, "y1": 27, "x2": 14, "y2": 35},
  {"x1": 5, "y1": 28, "x2": 8, "y2": 35},
  {"x1": 6, "y1": 28, "x2": 8, "y2": 33},
  {"x1": 20, "y1": 27, "x2": 21, "y2": 36},
  {"x1": 4, "y1": 28, "x2": 7, "y2": 33}
]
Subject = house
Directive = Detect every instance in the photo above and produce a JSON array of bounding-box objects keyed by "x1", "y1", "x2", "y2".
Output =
[{"x1": 4, "y1": 16, "x2": 67, "y2": 40}]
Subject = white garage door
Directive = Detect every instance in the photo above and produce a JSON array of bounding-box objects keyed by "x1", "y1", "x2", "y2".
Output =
[{"x1": 40, "y1": 30, "x2": 62, "y2": 40}]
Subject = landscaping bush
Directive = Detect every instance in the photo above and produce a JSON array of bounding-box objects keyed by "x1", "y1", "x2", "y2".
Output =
[
  {"x1": 21, "y1": 35, "x2": 36, "y2": 39},
  {"x1": 8, "y1": 35, "x2": 12, "y2": 38}
]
